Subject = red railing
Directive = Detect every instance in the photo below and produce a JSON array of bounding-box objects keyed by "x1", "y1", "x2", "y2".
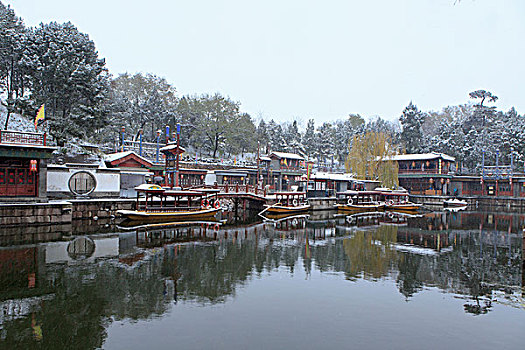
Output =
[
  {"x1": 216, "y1": 184, "x2": 267, "y2": 196},
  {"x1": 398, "y1": 169, "x2": 453, "y2": 175},
  {"x1": 0, "y1": 130, "x2": 46, "y2": 146}
]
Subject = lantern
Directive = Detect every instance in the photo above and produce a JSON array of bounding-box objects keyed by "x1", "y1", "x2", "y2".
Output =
[
  {"x1": 412, "y1": 161, "x2": 416, "y2": 168},
  {"x1": 440, "y1": 178, "x2": 445, "y2": 184},
  {"x1": 429, "y1": 178, "x2": 434, "y2": 184},
  {"x1": 200, "y1": 175, "x2": 204, "y2": 180},
  {"x1": 446, "y1": 178, "x2": 450, "y2": 184},
  {"x1": 426, "y1": 161, "x2": 430, "y2": 167},
  {"x1": 29, "y1": 160, "x2": 37, "y2": 172}
]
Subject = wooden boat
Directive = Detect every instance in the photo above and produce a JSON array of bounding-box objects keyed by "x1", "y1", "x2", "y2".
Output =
[
  {"x1": 264, "y1": 192, "x2": 310, "y2": 214},
  {"x1": 382, "y1": 191, "x2": 422, "y2": 212},
  {"x1": 117, "y1": 184, "x2": 221, "y2": 223},
  {"x1": 335, "y1": 190, "x2": 385, "y2": 213}
]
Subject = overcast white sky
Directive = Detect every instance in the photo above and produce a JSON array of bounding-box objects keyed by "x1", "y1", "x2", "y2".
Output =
[{"x1": 5, "y1": 0, "x2": 525, "y2": 124}]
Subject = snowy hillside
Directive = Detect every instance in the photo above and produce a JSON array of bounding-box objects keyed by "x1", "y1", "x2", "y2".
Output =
[{"x1": 0, "y1": 103, "x2": 35, "y2": 132}]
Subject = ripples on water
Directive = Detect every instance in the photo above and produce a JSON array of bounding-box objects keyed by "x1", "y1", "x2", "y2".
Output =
[{"x1": 0, "y1": 211, "x2": 523, "y2": 349}]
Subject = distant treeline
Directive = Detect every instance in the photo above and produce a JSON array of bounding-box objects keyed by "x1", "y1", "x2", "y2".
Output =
[{"x1": 1, "y1": 2, "x2": 523, "y2": 171}]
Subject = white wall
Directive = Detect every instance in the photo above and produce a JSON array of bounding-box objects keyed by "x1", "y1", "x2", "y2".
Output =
[{"x1": 47, "y1": 165, "x2": 120, "y2": 197}]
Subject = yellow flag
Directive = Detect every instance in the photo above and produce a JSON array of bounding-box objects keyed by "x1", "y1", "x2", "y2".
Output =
[{"x1": 34, "y1": 104, "x2": 45, "y2": 130}]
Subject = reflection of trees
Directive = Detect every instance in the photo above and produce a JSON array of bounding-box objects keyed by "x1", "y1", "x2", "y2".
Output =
[
  {"x1": 341, "y1": 225, "x2": 398, "y2": 280},
  {"x1": 396, "y1": 254, "x2": 424, "y2": 299}
]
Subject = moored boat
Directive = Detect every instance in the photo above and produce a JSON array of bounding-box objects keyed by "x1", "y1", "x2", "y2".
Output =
[
  {"x1": 264, "y1": 192, "x2": 310, "y2": 214},
  {"x1": 382, "y1": 191, "x2": 422, "y2": 212},
  {"x1": 335, "y1": 190, "x2": 384, "y2": 213},
  {"x1": 117, "y1": 184, "x2": 221, "y2": 223}
]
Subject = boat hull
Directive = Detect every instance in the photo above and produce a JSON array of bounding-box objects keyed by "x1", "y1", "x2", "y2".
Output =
[
  {"x1": 117, "y1": 208, "x2": 220, "y2": 222},
  {"x1": 264, "y1": 204, "x2": 310, "y2": 214},
  {"x1": 336, "y1": 203, "x2": 385, "y2": 213},
  {"x1": 385, "y1": 203, "x2": 422, "y2": 212}
]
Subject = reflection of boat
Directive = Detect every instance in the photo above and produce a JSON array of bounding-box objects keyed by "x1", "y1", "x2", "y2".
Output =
[
  {"x1": 117, "y1": 184, "x2": 220, "y2": 223},
  {"x1": 443, "y1": 198, "x2": 468, "y2": 208},
  {"x1": 444, "y1": 206, "x2": 466, "y2": 212},
  {"x1": 346, "y1": 211, "x2": 384, "y2": 227},
  {"x1": 335, "y1": 191, "x2": 384, "y2": 213},
  {"x1": 117, "y1": 219, "x2": 224, "y2": 230},
  {"x1": 382, "y1": 192, "x2": 422, "y2": 212},
  {"x1": 264, "y1": 192, "x2": 310, "y2": 214},
  {"x1": 262, "y1": 212, "x2": 310, "y2": 222}
]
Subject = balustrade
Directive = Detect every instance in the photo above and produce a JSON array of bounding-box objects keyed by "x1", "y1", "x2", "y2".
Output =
[{"x1": 0, "y1": 130, "x2": 46, "y2": 146}]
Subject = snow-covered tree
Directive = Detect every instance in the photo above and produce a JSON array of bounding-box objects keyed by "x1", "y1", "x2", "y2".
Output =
[
  {"x1": 399, "y1": 102, "x2": 425, "y2": 153},
  {"x1": 106, "y1": 73, "x2": 177, "y2": 143},
  {"x1": 24, "y1": 22, "x2": 109, "y2": 145},
  {"x1": 316, "y1": 122, "x2": 336, "y2": 166},
  {"x1": 284, "y1": 120, "x2": 302, "y2": 154},
  {"x1": 302, "y1": 119, "x2": 316, "y2": 159},
  {"x1": 0, "y1": 3, "x2": 28, "y2": 129},
  {"x1": 256, "y1": 119, "x2": 269, "y2": 153}
]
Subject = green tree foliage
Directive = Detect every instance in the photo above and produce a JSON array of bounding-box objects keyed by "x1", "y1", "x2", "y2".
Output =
[
  {"x1": 106, "y1": 73, "x2": 177, "y2": 142},
  {"x1": 188, "y1": 93, "x2": 256, "y2": 158},
  {"x1": 346, "y1": 131, "x2": 399, "y2": 188},
  {"x1": 24, "y1": 22, "x2": 109, "y2": 145},
  {"x1": 226, "y1": 112, "x2": 257, "y2": 156}
]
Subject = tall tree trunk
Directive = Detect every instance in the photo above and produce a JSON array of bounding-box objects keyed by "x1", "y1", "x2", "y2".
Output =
[{"x1": 212, "y1": 133, "x2": 219, "y2": 159}]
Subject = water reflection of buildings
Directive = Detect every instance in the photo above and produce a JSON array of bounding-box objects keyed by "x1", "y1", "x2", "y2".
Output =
[{"x1": 0, "y1": 211, "x2": 523, "y2": 347}]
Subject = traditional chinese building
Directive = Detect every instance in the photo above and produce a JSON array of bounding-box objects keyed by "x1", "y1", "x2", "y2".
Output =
[
  {"x1": 392, "y1": 153, "x2": 455, "y2": 195},
  {"x1": 0, "y1": 130, "x2": 56, "y2": 201},
  {"x1": 268, "y1": 152, "x2": 306, "y2": 191},
  {"x1": 160, "y1": 143, "x2": 185, "y2": 188}
]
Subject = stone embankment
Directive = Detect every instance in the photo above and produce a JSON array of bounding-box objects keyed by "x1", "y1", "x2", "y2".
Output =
[{"x1": 0, "y1": 199, "x2": 135, "y2": 227}]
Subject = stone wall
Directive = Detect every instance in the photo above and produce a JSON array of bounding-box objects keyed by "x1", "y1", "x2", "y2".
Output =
[
  {"x1": 0, "y1": 202, "x2": 72, "y2": 226},
  {"x1": 0, "y1": 199, "x2": 135, "y2": 229},
  {"x1": 69, "y1": 198, "x2": 135, "y2": 220}
]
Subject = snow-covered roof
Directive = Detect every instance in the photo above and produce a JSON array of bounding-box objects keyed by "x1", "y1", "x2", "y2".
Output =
[
  {"x1": 159, "y1": 144, "x2": 186, "y2": 153},
  {"x1": 269, "y1": 152, "x2": 304, "y2": 160},
  {"x1": 104, "y1": 151, "x2": 153, "y2": 166},
  {"x1": 385, "y1": 153, "x2": 455, "y2": 162},
  {"x1": 259, "y1": 156, "x2": 272, "y2": 162},
  {"x1": 310, "y1": 172, "x2": 355, "y2": 181}
]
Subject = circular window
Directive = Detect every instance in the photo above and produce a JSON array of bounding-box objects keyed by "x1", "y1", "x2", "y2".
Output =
[{"x1": 68, "y1": 171, "x2": 97, "y2": 196}]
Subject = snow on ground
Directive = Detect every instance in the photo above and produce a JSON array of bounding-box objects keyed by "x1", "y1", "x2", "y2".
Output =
[
  {"x1": 0, "y1": 103, "x2": 35, "y2": 132},
  {"x1": 0, "y1": 102, "x2": 101, "y2": 162}
]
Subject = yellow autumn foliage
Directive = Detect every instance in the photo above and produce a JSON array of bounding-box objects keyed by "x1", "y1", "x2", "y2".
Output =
[{"x1": 345, "y1": 131, "x2": 399, "y2": 188}]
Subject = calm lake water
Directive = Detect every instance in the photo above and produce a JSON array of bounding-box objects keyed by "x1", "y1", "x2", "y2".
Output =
[{"x1": 0, "y1": 210, "x2": 524, "y2": 349}]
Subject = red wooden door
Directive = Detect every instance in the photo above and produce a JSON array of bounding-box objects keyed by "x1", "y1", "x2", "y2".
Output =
[{"x1": 0, "y1": 159, "x2": 37, "y2": 197}]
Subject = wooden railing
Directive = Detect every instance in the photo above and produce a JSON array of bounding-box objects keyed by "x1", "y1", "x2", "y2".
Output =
[{"x1": 0, "y1": 130, "x2": 46, "y2": 146}]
